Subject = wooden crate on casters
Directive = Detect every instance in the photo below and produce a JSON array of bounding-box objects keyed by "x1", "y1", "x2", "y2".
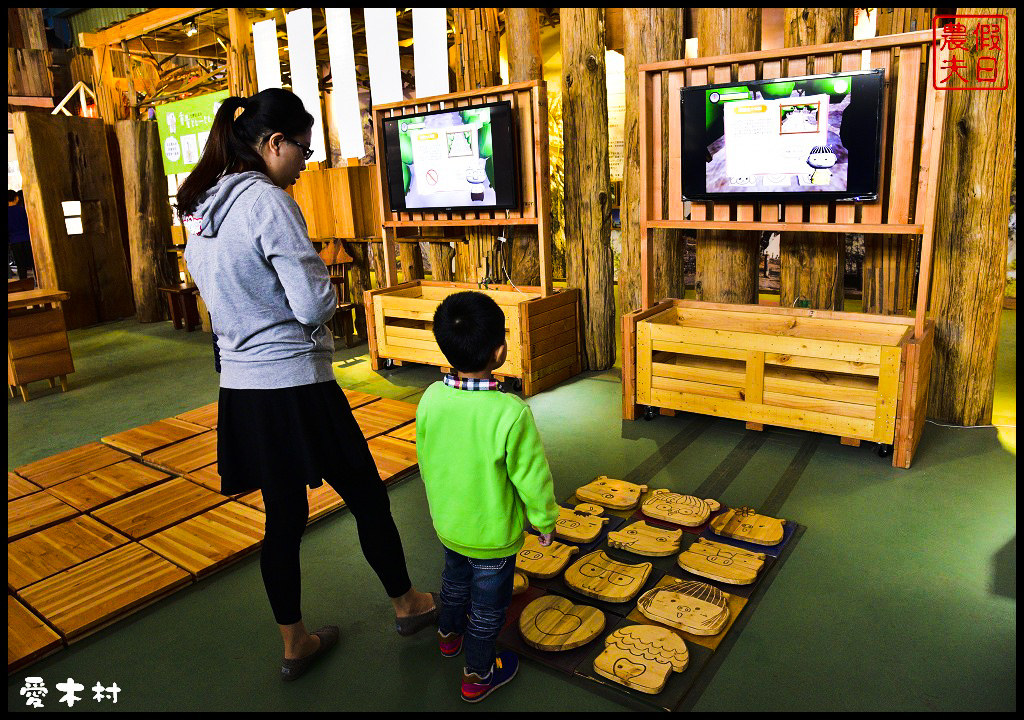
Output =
[
  {"x1": 623, "y1": 31, "x2": 947, "y2": 468},
  {"x1": 367, "y1": 80, "x2": 582, "y2": 397}
]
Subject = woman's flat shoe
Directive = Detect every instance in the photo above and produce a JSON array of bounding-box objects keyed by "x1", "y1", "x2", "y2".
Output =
[
  {"x1": 395, "y1": 592, "x2": 440, "y2": 637},
  {"x1": 280, "y1": 625, "x2": 339, "y2": 681}
]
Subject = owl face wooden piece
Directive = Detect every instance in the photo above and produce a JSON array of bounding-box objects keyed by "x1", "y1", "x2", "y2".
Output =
[
  {"x1": 575, "y1": 477, "x2": 648, "y2": 510},
  {"x1": 641, "y1": 489, "x2": 714, "y2": 527},
  {"x1": 677, "y1": 538, "x2": 766, "y2": 585},
  {"x1": 709, "y1": 507, "x2": 786, "y2": 546},
  {"x1": 518, "y1": 595, "x2": 606, "y2": 651},
  {"x1": 515, "y1": 533, "x2": 580, "y2": 579},
  {"x1": 636, "y1": 580, "x2": 730, "y2": 636},
  {"x1": 593, "y1": 625, "x2": 689, "y2": 695},
  {"x1": 564, "y1": 551, "x2": 653, "y2": 603},
  {"x1": 554, "y1": 504, "x2": 609, "y2": 543},
  {"x1": 606, "y1": 521, "x2": 683, "y2": 557}
]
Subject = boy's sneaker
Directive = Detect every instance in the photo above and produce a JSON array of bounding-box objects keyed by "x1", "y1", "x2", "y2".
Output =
[
  {"x1": 438, "y1": 630, "x2": 463, "y2": 657},
  {"x1": 461, "y1": 651, "x2": 519, "y2": 703}
]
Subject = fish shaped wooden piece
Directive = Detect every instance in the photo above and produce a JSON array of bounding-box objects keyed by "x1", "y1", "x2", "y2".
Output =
[
  {"x1": 515, "y1": 534, "x2": 579, "y2": 579},
  {"x1": 564, "y1": 551, "x2": 652, "y2": 603},
  {"x1": 554, "y1": 504, "x2": 609, "y2": 543},
  {"x1": 641, "y1": 489, "x2": 714, "y2": 527},
  {"x1": 518, "y1": 595, "x2": 605, "y2": 651},
  {"x1": 606, "y1": 521, "x2": 683, "y2": 557},
  {"x1": 575, "y1": 477, "x2": 648, "y2": 510},
  {"x1": 677, "y1": 538, "x2": 766, "y2": 585},
  {"x1": 636, "y1": 579, "x2": 730, "y2": 636},
  {"x1": 709, "y1": 507, "x2": 786, "y2": 546},
  {"x1": 593, "y1": 625, "x2": 689, "y2": 695}
]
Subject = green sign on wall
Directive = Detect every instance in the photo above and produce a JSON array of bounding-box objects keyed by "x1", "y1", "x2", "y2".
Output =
[{"x1": 155, "y1": 90, "x2": 230, "y2": 176}]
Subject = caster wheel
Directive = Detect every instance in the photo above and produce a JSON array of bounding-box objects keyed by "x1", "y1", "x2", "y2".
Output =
[
  {"x1": 381, "y1": 359, "x2": 394, "y2": 370},
  {"x1": 643, "y1": 406, "x2": 657, "y2": 421},
  {"x1": 876, "y1": 443, "x2": 892, "y2": 458},
  {"x1": 511, "y1": 378, "x2": 523, "y2": 392}
]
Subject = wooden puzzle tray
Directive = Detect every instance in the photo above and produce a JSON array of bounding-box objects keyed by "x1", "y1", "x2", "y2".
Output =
[
  {"x1": 352, "y1": 398, "x2": 417, "y2": 439},
  {"x1": 8, "y1": 491, "x2": 79, "y2": 540},
  {"x1": 14, "y1": 442, "x2": 129, "y2": 488},
  {"x1": 91, "y1": 477, "x2": 226, "y2": 539},
  {"x1": 45, "y1": 460, "x2": 171, "y2": 512},
  {"x1": 140, "y1": 502, "x2": 265, "y2": 579},
  {"x1": 175, "y1": 402, "x2": 219, "y2": 429},
  {"x1": 8, "y1": 594, "x2": 63, "y2": 674},
  {"x1": 143, "y1": 431, "x2": 218, "y2": 475},
  {"x1": 9, "y1": 515, "x2": 130, "y2": 590},
  {"x1": 101, "y1": 418, "x2": 208, "y2": 457}
]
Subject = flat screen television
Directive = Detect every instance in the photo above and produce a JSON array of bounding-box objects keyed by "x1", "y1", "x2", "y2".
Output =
[
  {"x1": 681, "y1": 69, "x2": 885, "y2": 202},
  {"x1": 381, "y1": 101, "x2": 519, "y2": 213}
]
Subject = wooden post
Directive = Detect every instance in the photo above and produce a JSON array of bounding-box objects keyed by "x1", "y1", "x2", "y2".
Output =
[
  {"x1": 693, "y1": 8, "x2": 762, "y2": 305},
  {"x1": 227, "y1": 8, "x2": 256, "y2": 97},
  {"x1": 398, "y1": 239, "x2": 425, "y2": 282},
  {"x1": 424, "y1": 229, "x2": 455, "y2": 281},
  {"x1": 562, "y1": 8, "x2": 616, "y2": 370},
  {"x1": 344, "y1": 240, "x2": 372, "y2": 338},
  {"x1": 504, "y1": 7, "x2": 542, "y2": 286},
  {"x1": 927, "y1": 6, "x2": 1016, "y2": 425},
  {"x1": 621, "y1": 8, "x2": 688, "y2": 315},
  {"x1": 114, "y1": 120, "x2": 177, "y2": 322}
]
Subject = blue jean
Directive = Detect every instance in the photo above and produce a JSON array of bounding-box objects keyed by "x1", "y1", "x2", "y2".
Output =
[{"x1": 438, "y1": 547, "x2": 516, "y2": 674}]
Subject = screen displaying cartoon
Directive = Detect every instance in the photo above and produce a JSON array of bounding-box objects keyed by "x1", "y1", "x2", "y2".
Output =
[
  {"x1": 681, "y1": 69, "x2": 884, "y2": 201},
  {"x1": 382, "y1": 102, "x2": 518, "y2": 212}
]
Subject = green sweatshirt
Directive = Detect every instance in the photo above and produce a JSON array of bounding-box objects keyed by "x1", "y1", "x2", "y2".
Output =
[{"x1": 415, "y1": 381, "x2": 558, "y2": 559}]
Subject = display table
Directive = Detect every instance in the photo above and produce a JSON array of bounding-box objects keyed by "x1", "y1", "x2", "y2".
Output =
[{"x1": 8, "y1": 288, "x2": 74, "y2": 402}]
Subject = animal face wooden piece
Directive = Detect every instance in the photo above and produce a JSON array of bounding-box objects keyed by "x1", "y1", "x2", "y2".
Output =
[
  {"x1": 636, "y1": 580, "x2": 730, "y2": 636},
  {"x1": 709, "y1": 507, "x2": 786, "y2": 546},
  {"x1": 518, "y1": 595, "x2": 605, "y2": 651},
  {"x1": 641, "y1": 489, "x2": 714, "y2": 527},
  {"x1": 593, "y1": 625, "x2": 689, "y2": 695},
  {"x1": 575, "y1": 477, "x2": 648, "y2": 510},
  {"x1": 606, "y1": 521, "x2": 683, "y2": 557},
  {"x1": 513, "y1": 571, "x2": 529, "y2": 595},
  {"x1": 554, "y1": 504, "x2": 609, "y2": 543},
  {"x1": 564, "y1": 551, "x2": 652, "y2": 603},
  {"x1": 515, "y1": 534, "x2": 579, "y2": 579},
  {"x1": 677, "y1": 538, "x2": 766, "y2": 585}
]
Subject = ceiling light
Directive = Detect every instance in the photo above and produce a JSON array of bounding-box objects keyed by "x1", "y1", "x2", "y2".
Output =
[{"x1": 184, "y1": 19, "x2": 198, "y2": 37}]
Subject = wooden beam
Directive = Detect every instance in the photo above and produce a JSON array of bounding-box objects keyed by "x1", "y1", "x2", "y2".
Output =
[{"x1": 79, "y1": 8, "x2": 212, "y2": 49}]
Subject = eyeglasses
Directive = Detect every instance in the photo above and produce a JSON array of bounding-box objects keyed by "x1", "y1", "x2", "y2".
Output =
[{"x1": 283, "y1": 137, "x2": 314, "y2": 160}]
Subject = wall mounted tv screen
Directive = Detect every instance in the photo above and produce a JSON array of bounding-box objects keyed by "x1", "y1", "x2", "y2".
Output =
[
  {"x1": 681, "y1": 69, "x2": 885, "y2": 202},
  {"x1": 382, "y1": 101, "x2": 518, "y2": 213}
]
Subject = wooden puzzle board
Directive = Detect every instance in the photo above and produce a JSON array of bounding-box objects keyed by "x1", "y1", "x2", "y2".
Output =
[
  {"x1": 143, "y1": 431, "x2": 218, "y2": 475},
  {"x1": 367, "y1": 435, "x2": 418, "y2": 483},
  {"x1": 9, "y1": 472, "x2": 40, "y2": 501},
  {"x1": 8, "y1": 515, "x2": 130, "y2": 590},
  {"x1": 45, "y1": 460, "x2": 171, "y2": 512},
  {"x1": 385, "y1": 421, "x2": 417, "y2": 443},
  {"x1": 626, "y1": 574, "x2": 748, "y2": 651},
  {"x1": 175, "y1": 402, "x2": 219, "y2": 429},
  {"x1": 307, "y1": 484, "x2": 347, "y2": 523},
  {"x1": 140, "y1": 502, "x2": 265, "y2": 578},
  {"x1": 17, "y1": 543, "x2": 192, "y2": 642},
  {"x1": 91, "y1": 477, "x2": 226, "y2": 539},
  {"x1": 186, "y1": 463, "x2": 222, "y2": 493},
  {"x1": 519, "y1": 594, "x2": 606, "y2": 651},
  {"x1": 235, "y1": 490, "x2": 265, "y2": 513},
  {"x1": 101, "y1": 418, "x2": 207, "y2": 457},
  {"x1": 8, "y1": 595, "x2": 62, "y2": 674},
  {"x1": 343, "y1": 388, "x2": 381, "y2": 409},
  {"x1": 8, "y1": 491, "x2": 79, "y2": 540},
  {"x1": 352, "y1": 398, "x2": 417, "y2": 439},
  {"x1": 14, "y1": 442, "x2": 129, "y2": 488}
]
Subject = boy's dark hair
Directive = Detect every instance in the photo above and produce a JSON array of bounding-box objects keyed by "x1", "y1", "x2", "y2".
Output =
[{"x1": 432, "y1": 291, "x2": 506, "y2": 373}]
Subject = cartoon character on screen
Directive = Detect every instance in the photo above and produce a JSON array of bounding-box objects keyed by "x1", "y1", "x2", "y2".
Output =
[
  {"x1": 806, "y1": 145, "x2": 837, "y2": 186},
  {"x1": 564, "y1": 551, "x2": 652, "y2": 603},
  {"x1": 575, "y1": 477, "x2": 648, "y2": 511},
  {"x1": 641, "y1": 489, "x2": 717, "y2": 527},
  {"x1": 636, "y1": 580, "x2": 730, "y2": 636},
  {"x1": 593, "y1": 625, "x2": 689, "y2": 695},
  {"x1": 465, "y1": 158, "x2": 489, "y2": 202}
]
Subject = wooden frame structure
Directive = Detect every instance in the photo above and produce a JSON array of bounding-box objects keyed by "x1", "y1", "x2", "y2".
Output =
[
  {"x1": 623, "y1": 30, "x2": 947, "y2": 468},
  {"x1": 366, "y1": 80, "x2": 582, "y2": 396}
]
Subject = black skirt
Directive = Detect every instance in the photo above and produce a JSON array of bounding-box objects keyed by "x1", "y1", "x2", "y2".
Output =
[{"x1": 217, "y1": 380, "x2": 379, "y2": 495}]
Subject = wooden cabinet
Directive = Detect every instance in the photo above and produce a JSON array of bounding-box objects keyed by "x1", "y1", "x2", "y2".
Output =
[{"x1": 8, "y1": 289, "x2": 74, "y2": 402}]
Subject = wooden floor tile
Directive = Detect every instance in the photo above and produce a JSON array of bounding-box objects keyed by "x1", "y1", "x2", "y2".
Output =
[
  {"x1": 367, "y1": 435, "x2": 419, "y2": 483},
  {"x1": 101, "y1": 418, "x2": 207, "y2": 457},
  {"x1": 8, "y1": 516, "x2": 130, "y2": 590},
  {"x1": 140, "y1": 502, "x2": 265, "y2": 578},
  {"x1": 91, "y1": 477, "x2": 226, "y2": 539},
  {"x1": 18, "y1": 543, "x2": 191, "y2": 642},
  {"x1": 187, "y1": 463, "x2": 222, "y2": 493},
  {"x1": 9, "y1": 471, "x2": 40, "y2": 501},
  {"x1": 307, "y1": 484, "x2": 346, "y2": 524},
  {"x1": 8, "y1": 492, "x2": 79, "y2": 540},
  {"x1": 386, "y1": 422, "x2": 417, "y2": 443},
  {"x1": 144, "y1": 431, "x2": 218, "y2": 474},
  {"x1": 8, "y1": 595, "x2": 62, "y2": 673},
  {"x1": 14, "y1": 443, "x2": 130, "y2": 488},
  {"x1": 175, "y1": 402, "x2": 219, "y2": 429},
  {"x1": 46, "y1": 460, "x2": 172, "y2": 512},
  {"x1": 343, "y1": 388, "x2": 381, "y2": 409},
  {"x1": 236, "y1": 490, "x2": 265, "y2": 513},
  {"x1": 352, "y1": 398, "x2": 417, "y2": 439}
]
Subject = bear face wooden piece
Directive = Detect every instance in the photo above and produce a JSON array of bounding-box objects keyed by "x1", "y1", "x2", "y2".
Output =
[
  {"x1": 640, "y1": 489, "x2": 716, "y2": 527},
  {"x1": 575, "y1": 477, "x2": 648, "y2": 511},
  {"x1": 515, "y1": 534, "x2": 580, "y2": 579},
  {"x1": 593, "y1": 625, "x2": 689, "y2": 695},
  {"x1": 677, "y1": 538, "x2": 766, "y2": 585},
  {"x1": 518, "y1": 594, "x2": 606, "y2": 651},
  {"x1": 606, "y1": 521, "x2": 683, "y2": 557},
  {"x1": 564, "y1": 551, "x2": 653, "y2": 603},
  {"x1": 554, "y1": 504, "x2": 609, "y2": 544},
  {"x1": 636, "y1": 580, "x2": 730, "y2": 636},
  {"x1": 709, "y1": 507, "x2": 786, "y2": 546}
]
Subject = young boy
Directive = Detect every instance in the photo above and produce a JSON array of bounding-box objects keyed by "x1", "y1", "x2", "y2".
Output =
[{"x1": 416, "y1": 291, "x2": 558, "y2": 703}]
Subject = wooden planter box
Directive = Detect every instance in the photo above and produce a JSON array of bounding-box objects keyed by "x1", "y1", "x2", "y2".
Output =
[
  {"x1": 365, "y1": 281, "x2": 581, "y2": 397},
  {"x1": 623, "y1": 300, "x2": 934, "y2": 467}
]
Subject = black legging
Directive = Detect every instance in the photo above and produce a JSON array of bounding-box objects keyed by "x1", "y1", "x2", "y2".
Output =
[{"x1": 259, "y1": 469, "x2": 412, "y2": 625}]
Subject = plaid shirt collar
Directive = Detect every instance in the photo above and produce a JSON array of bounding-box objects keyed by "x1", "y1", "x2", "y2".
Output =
[{"x1": 444, "y1": 374, "x2": 500, "y2": 392}]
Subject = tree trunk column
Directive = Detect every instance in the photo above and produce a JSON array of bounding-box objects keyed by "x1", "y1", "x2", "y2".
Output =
[{"x1": 561, "y1": 8, "x2": 615, "y2": 370}]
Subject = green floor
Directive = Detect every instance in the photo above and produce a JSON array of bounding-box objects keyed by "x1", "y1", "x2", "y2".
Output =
[{"x1": 7, "y1": 309, "x2": 1016, "y2": 711}]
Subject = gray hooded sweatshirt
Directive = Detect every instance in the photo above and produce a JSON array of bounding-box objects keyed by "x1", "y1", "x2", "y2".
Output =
[{"x1": 184, "y1": 171, "x2": 336, "y2": 389}]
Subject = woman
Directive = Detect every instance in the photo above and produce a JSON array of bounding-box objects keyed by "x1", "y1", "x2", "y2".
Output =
[{"x1": 178, "y1": 89, "x2": 437, "y2": 681}]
